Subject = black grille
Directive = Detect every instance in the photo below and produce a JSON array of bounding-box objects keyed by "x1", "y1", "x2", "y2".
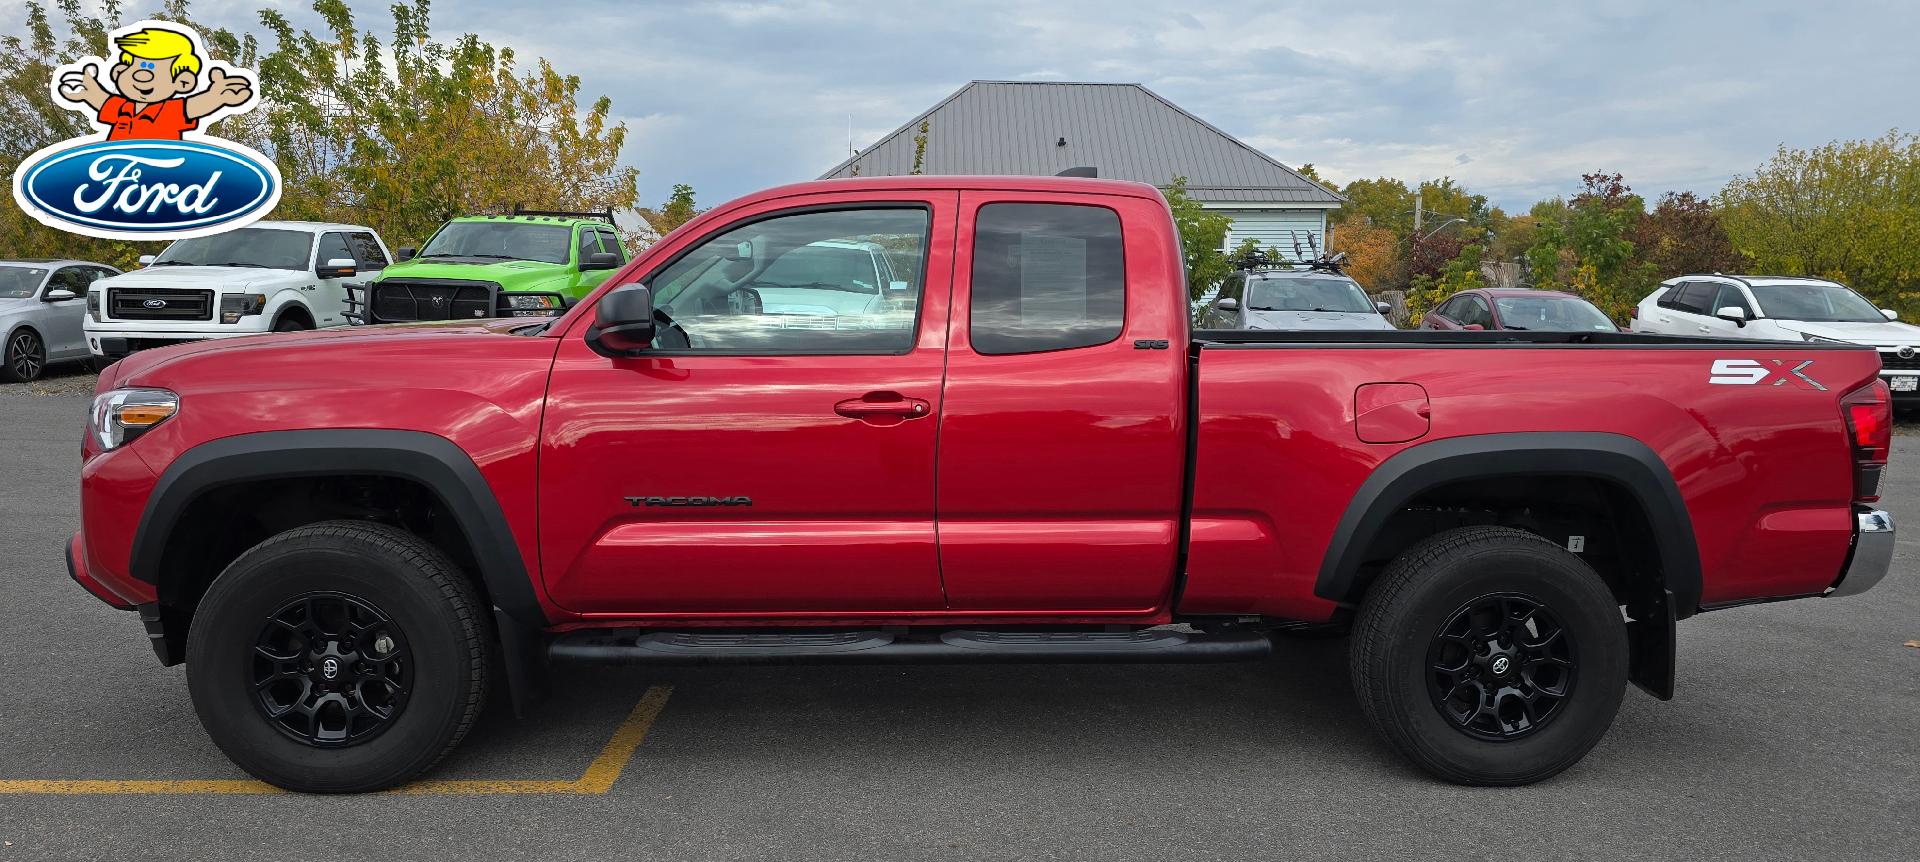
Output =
[
  {"x1": 109, "y1": 288, "x2": 213, "y2": 321},
  {"x1": 1878, "y1": 351, "x2": 1920, "y2": 371},
  {"x1": 370, "y1": 279, "x2": 497, "y2": 322}
]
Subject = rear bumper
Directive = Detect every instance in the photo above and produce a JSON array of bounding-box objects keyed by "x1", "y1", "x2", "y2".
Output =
[{"x1": 1830, "y1": 509, "x2": 1894, "y2": 597}]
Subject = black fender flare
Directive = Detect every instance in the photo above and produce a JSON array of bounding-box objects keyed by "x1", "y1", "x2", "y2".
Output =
[
  {"x1": 131, "y1": 428, "x2": 550, "y2": 631},
  {"x1": 1314, "y1": 431, "x2": 1702, "y2": 619}
]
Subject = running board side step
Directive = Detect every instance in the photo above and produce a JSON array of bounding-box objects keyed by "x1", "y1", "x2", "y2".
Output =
[{"x1": 548, "y1": 628, "x2": 1272, "y2": 665}]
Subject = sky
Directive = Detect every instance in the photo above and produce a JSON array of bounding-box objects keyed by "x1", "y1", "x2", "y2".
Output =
[{"x1": 34, "y1": 0, "x2": 1920, "y2": 213}]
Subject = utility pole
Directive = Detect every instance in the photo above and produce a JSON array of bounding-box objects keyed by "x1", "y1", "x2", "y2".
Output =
[{"x1": 1413, "y1": 189, "x2": 1423, "y2": 234}]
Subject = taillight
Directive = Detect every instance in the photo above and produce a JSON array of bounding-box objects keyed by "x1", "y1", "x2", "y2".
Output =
[{"x1": 1841, "y1": 379, "x2": 1892, "y2": 502}]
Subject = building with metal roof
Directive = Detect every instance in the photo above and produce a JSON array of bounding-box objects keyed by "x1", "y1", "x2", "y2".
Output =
[{"x1": 821, "y1": 81, "x2": 1344, "y2": 258}]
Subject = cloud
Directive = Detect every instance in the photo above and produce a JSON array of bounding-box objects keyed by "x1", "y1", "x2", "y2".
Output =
[{"x1": 80, "y1": 0, "x2": 1920, "y2": 211}]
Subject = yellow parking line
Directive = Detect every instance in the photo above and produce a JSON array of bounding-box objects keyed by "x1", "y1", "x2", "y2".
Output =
[{"x1": 0, "y1": 685, "x2": 672, "y2": 796}]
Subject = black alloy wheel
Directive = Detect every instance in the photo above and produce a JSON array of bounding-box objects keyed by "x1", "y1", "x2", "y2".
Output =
[
  {"x1": 1426, "y1": 592, "x2": 1576, "y2": 740},
  {"x1": 252, "y1": 591, "x2": 413, "y2": 747},
  {"x1": 5, "y1": 329, "x2": 45, "y2": 382}
]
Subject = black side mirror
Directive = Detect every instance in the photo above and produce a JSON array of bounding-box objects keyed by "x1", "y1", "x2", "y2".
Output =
[
  {"x1": 396, "y1": 247, "x2": 417, "y2": 262},
  {"x1": 587, "y1": 284, "x2": 655, "y2": 356},
  {"x1": 317, "y1": 257, "x2": 358, "y2": 279},
  {"x1": 581, "y1": 251, "x2": 620, "y2": 271}
]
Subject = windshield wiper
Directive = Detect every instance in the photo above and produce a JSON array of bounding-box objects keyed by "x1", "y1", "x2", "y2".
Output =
[
  {"x1": 1503, "y1": 324, "x2": 1530, "y2": 330},
  {"x1": 220, "y1": 262, "x2": 269, "y2": 268},
  {"x1": 148, "y1": 260, "x2": 196, "y2": 266}
]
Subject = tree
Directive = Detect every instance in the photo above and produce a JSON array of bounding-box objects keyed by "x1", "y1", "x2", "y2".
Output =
[
  {"x1": 1331, "y1": 224, "x2": 1399, "y2": 291},
  {"x1": 640, "y1": 183, "x2": 701, "y2": 235},
  {"x1": 1720, "y1": 131, "x2": 1920, "y2": 314},
  {"x1": 1632, "y1": 191, "x2": 1745, "y2": 277},
  {"x1": 1163, "y1": 176, "x2": 1233, "y2": 301},
  {"x1": 1, "y1": 0, "x2": 642, "y2": 262}
]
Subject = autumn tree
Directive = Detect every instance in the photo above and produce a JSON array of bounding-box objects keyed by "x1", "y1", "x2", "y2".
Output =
[
  {"x1": 640, "y1": 183, "x2": 702, "y2": 235},
  {"x1": 1632, "y1": 191, "x2": 1745, "y2": 277},
  {"x1": 1720, "y1": 131, "x2": 1920, "y2": 314},
  {"x1": 1163, "y1": 175, "x2": 1233, "y2": 301}
]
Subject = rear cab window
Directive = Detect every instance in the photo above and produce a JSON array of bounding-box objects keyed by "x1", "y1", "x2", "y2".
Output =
[{"x1": 969, "y1": 203, "x2": 1125, "y2": 355}]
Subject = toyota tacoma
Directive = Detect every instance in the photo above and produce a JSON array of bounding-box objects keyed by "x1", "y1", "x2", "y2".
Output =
[{"x1": 69, "y1": 176, "x2": 1896, "y2": 792}]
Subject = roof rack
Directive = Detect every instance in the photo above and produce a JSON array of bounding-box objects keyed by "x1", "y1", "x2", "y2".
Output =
[{"x1": 510, "y1": 205, "x2": 615, "y2": 224}]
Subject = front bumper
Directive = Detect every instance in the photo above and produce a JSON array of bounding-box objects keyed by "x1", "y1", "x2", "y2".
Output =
[
  {"x1": 65, "y1": 531, "x2": 138, "y2": 609},
  {"x1": 1830, "y1": 509, "x2": 1895, "y2": 597}
]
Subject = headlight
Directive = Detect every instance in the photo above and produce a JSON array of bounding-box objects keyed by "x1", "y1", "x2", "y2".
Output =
[
  {"x1": 89, "y1": 388, "x2": 177, "y2": 451},
  {"x1": 86, "y1": 290, "x2": 101, "y2": 322},
  {"x1": 219, "y1": 294, "x2": 267, "y2": 324},
  {"x1": 502, "y1": 293, "x2": 565, "y2": 317},
  {"x1": 1799, "y1": 332, "x2": 1850, "y2": 344}
]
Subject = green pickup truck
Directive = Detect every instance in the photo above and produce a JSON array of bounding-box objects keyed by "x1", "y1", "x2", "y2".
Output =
[{"x1": 348, "y1": 209, "x2": 627, "y2": 322}]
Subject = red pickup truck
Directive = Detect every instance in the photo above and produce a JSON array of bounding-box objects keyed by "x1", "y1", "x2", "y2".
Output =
[{"x1": 70, "y1": 176, "x2": 1895, "y2": 793}]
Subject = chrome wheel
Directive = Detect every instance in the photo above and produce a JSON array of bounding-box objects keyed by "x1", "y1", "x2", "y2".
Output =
[{"x1": 6, "y1": 330, "x2": 45, "y2": 381}]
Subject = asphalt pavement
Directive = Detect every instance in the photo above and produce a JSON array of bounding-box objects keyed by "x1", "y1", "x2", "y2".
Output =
[{"x1": 1, "y1": 371, "x2": 1915, "y2": 861}]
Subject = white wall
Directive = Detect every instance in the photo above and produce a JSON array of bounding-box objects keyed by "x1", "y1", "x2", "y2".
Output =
[{"x1": 1218, "y1": 208, "x2": 1329, "y2": 261}]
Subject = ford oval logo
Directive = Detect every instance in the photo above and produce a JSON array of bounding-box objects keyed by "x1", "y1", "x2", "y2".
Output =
[
  {"x1": 142, "y1": 298, "x2": 167, "y2": 309},
  {"x1": 12, "y1": 139, "x2": 280, "y2": 240}
]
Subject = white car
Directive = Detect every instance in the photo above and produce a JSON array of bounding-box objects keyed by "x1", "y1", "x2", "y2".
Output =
[
  {"x1": 85, "y1": 221, "x2": 392, "y2": 359},
  {"x1": 1631, "y1": 274, "x2": 1920, "y2": 399}
]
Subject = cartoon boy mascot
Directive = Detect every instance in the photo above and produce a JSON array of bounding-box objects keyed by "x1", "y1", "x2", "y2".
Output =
[{"x1": 56, "y1": 25, "x2": 253, "y2": 141}]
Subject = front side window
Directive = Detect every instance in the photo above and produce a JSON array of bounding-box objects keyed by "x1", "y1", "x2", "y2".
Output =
[
  {"x1": 595, "y1": 229, "x2": 628, "y2": 263},
  {"x1": 647, "y1": 207, "x2": 927, "y2": 353},
  {"x1": 419, "y1": 222, "x2": 573, "y2": 264},
  {"x1": 1459, "y1": 296, "x2": 1493, "y2": 327},
  {"x1": 150, "y1": 228, "x2": 313, "y2": 271},
  {"x1": 49, "y1": 266, "x2": 94, "y2": 294},
  {"x1": 1246, "y1": 276, "x2": 1372, "y2": 313},
  {"x1": 970, "y1": 203, "x2": 1125, "y2": 355},
  {"x1": 316, "y1": 233, "x2": 354, "y2": 269}
]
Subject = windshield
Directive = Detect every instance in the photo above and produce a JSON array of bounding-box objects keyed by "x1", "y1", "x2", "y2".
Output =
[
  {"x1": 1493, "y1": 296, "x2": 1617, "y2": 332},
  {"x1": 1246, "y1": 277, "x2": 1373, "y2": 313},
  {"x1": 152, "y1": 229, "x2": 312, "y2": 270},
  {"x1": 1749, "y1": 282, "x2": 1885, "y2": 323},
  {"x1": 419, "y1": 222, "x2": 572, "y2": 264},
  {"x1": 0, "y1": 266, "x2": 49, "y2": 298}
]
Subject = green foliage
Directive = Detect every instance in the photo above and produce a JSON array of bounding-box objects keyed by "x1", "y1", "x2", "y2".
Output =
[
  {"x1": 910, "y1": 120, "x2": 929, "y2": 175},
  {"x1": 2, "y1": 0, "x2": 641, "y2": 258},
  {"x1": 1163, "y1": 176, "x2": 1233, "y2": 301},
  {"x1": 1720, "y1": 131, "x2": 1920, "y2": 315},
  {"x1": 641, "y1": 183, "x2": 701, "y2": 235}
]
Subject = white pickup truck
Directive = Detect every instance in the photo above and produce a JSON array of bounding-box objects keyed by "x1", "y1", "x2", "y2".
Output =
[{"x1": 85, "y1": 221, "x2": 392, "y2": 359}]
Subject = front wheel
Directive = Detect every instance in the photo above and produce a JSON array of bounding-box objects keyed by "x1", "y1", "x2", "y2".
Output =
[
  {"x1": 1349, "y1": 526, "x2": 1627, "y2": 785},
  {"x1": 186, "y1": 521, "x2": 490, "y2": 792}
]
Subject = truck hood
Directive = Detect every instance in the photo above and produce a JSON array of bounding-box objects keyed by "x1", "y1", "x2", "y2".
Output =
[
  {"x1": 379, "y1": 258, "x2": 572, "y2": 292},
  {"x1": 94, "y1": 266, "x2": 305, "y2": 293},
  {"x1": 1244, "y1": 309, "x2": 1398, "y2": 331},
  {"x1": 1772, "y1": 319, "x2": 1920, "y2": 347},
  {"x1": 112, "y1": 318, "x2": 538, "y2": 382}
]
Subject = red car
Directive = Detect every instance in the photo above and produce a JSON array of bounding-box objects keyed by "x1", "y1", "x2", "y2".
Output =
[
  {"x1": 1422, "y1": 288, "x2": 1620, "y2": 332},
  {"x1": 69, "y1": 176, "x2": 1893, "y2": 792}
]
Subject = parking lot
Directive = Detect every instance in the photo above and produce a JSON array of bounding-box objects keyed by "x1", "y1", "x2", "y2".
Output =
[{"x1": 2, "y1": 368, "x2": 1916, "y2": 862}]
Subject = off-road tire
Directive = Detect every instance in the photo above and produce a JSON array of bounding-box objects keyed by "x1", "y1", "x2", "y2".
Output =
[
  {"x1": 1350, "y1": 526, "x2": 1627, "y2": 786},
  {"x1": 186, "y1": 520, "x2": 489, "y2": 793}
]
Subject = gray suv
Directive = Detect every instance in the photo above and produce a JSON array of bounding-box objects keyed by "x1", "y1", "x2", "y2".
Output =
[{"x1": 1198, "y1": 268, "x2": 1395, "y2": 331}]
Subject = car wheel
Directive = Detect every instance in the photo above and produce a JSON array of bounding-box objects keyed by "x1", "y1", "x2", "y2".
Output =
[
  {"x1": 3, "y1": 328, "x2": 46, "y2": 382},
  {"x1": 1350, "y1": 526, "x2": 1627, "y2": 786},
  {"x1": 273, "y1": 315, "x2": 311, "y2": 332},
  {"x1": 186, "y1": 520, "x2": 490, "y2": 793}
]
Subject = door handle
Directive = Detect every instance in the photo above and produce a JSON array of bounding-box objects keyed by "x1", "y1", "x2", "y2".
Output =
[{"x1": 835, "y1": 392, "x2": 930, "y2": 420}]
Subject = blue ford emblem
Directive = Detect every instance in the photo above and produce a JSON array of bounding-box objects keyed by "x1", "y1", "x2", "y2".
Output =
[
  {"x1": 142, "y1": 298, "x2": 167, "y2": 308},
  {"x1": 12, "y1": 139, "x2": 279, "y2": 240}
]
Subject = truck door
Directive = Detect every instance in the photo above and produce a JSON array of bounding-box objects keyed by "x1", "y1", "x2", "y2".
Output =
[
  {"x1": 935, "y1": 191, "x2": 1189, "y2": 611},
  {"x1": 539, "y1": 193, "x2": 957, "y2": 613}
]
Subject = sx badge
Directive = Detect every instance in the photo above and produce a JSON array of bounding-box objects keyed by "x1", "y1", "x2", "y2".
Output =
[{"x1": 10, "y1": 20, "x2": 282, "y2": 240}]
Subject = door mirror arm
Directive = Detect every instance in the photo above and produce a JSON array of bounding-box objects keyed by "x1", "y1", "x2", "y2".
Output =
[{"x1": 586, "y1": 284, "x2": 657, "y2": 357}]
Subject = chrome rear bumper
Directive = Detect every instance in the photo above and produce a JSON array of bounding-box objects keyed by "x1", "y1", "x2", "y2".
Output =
[{"x1": 1830, "y1": 509, "x2": 1894, "y2": 597}]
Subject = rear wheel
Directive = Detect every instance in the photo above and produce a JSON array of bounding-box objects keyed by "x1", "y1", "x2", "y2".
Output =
[
  {"x1": 186, "y1": 521, "x2": 489, "y2": 793},
  {"x1": 3, "y1": 328, "x2": 46, "y2": 382},
  {"x1": 1350, "y1": 526, "x2": 1626, "y2": 785}
]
